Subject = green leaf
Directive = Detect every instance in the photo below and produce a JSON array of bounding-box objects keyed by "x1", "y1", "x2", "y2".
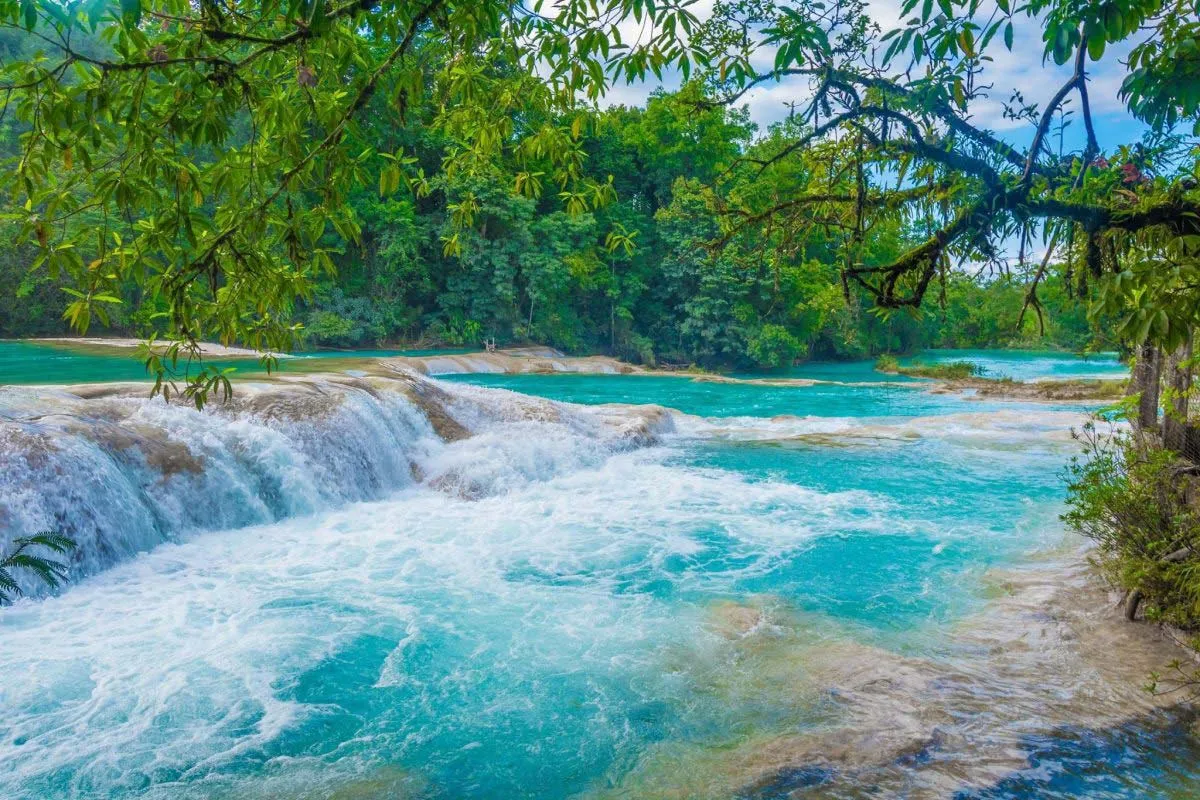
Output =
[
  {"x1": 1104, "y1": 6, "x2": 1124, "y2": 40},
  {"x1": 1052, "y1": 25, "x2": 1073, "y2": 65},
  {"x1": 120, "y1": 0, "x2": 141, "y2": 29}
]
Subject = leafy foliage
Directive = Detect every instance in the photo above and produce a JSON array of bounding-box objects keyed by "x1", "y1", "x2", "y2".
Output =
[
  {"x1": 2, "y1": 0, "x2": 1191, "y2": 387},
  {"x1": 0, "y1": 532, "x2": 76, "y2": 604},
  {"x1": 700, "y1": 0, "x2": 1199, "y2": 352},
  {"x1": 0, "y1": 0, "x2": 710, "y2": 403},
  {"x1": 874, "y1": 354, "x2": 982, "y2": 379},
  {"x1": 1064, "y1": 422, "x2": 1200, "y2": 627}
]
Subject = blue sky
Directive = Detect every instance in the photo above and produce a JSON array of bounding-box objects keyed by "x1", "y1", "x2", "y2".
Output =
[{"x1": 600, "y1": 0, "x2": 1148, "y2": 155}]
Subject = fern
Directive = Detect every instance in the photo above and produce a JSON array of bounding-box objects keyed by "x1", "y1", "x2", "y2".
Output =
[{"x1": 0, "y1": 532, "x2": 76, "y2": 605}]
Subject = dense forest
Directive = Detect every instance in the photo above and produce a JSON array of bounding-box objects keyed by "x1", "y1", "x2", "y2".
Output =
[{"x1": 0, "y1": 26, "x2": 1107, "y2": 370}]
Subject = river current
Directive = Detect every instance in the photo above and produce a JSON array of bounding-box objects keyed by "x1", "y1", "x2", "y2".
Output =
[{"x1": 2, "y1": 347, "x2": 1196, "y2": 799}]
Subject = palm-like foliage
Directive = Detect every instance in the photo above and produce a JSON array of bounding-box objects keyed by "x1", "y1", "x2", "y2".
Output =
[{"x1": 0, "y1": 533, "x2": 76, "y2": 605}]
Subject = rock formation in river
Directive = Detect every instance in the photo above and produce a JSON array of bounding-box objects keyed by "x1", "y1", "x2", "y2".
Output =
[{"x1": 0, "y1": 368, "x2": 673, "y2": 595}]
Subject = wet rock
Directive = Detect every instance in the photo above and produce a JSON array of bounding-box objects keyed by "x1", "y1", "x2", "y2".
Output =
[
  {"x1": 398, "y1": 379, "x2": 471, "y2": 442},
  {"x1": 707, "y1": 599, "x2": 767, "y2": 639}
]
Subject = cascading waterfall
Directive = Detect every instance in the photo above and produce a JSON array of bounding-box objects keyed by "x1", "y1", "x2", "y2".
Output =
[{"x1": 0, "y1": 370, "x2": 671, "y2": 593}]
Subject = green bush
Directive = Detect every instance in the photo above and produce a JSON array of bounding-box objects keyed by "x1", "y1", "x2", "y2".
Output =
[
  {"x1": 913, "y1": 360, "x2": 982, "y2": 380},
  {"x1": 748, "y1": 324, "x2": 806, "y2": 368},
  {"x1": 1063, "y1": 422, "x2": 1200, "y2": 629},
  {"x1": 304, "y1": 311, "x2": 359, "y2": 346},
  {"x1": 874, "y1": 355, "x2": 981, "y2": 380},
  {"x1": 874, "y1": 354, "x2": 901, "y2": 373}
]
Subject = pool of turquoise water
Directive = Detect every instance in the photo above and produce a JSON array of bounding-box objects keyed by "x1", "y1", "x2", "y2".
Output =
[
  {"x1": 441, "y1": 371, "x2": 1088, "y2": 419},
  {"x1": 1, "y1": 341, "x2": 1128, "y2": 387},
  {"x1": 0, "y1": 341, "x2": 473, "y2": 384},
  {"x1": 0, "y1": 340, "x2": 189, "y2": 383},
  {"x1": 727, "y1": 348, "x2": 1125, "y2": 383},
  {"x1": 902, "y1": 348, "x2": 1127, "y2": 381}
]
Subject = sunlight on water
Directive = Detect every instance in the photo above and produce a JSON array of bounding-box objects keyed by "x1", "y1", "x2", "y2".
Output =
[{"x1": 3, "y1": 352, "x2": 1196, "y2": 800}]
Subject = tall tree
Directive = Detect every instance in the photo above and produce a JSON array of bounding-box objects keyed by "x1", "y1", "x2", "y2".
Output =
[{"x1": 702, "y1": 0, "x2": 1199, "y2": 352}]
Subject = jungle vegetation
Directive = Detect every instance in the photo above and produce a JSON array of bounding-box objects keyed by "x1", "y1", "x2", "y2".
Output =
[{"x1": 6, "y1": 0, "x2": 1191, "y2": 404}]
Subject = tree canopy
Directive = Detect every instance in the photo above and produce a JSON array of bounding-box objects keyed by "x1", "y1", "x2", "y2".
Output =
[
  {"x1": 1, "y1": 0, "x2": 1196, "y2": 398},
  {"x1": 1, "y1": 0, "x2": 711, "y2": 399},
  {"x1": 700, "y1": 0, "x2": 1199, "y2": 347}
]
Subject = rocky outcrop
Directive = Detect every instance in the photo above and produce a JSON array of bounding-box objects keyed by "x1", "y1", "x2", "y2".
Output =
[
  {"x1": 380, "y1": 348, "x2": 641, "y2": 376},
  {"x1": 944, "y1": 376, "x2": 1128, "y2": 401}
]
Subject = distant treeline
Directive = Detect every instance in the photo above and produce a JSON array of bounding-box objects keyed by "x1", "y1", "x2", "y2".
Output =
[{"x1": 0, "y1": 28, "x2": 1111, "y2": 367}]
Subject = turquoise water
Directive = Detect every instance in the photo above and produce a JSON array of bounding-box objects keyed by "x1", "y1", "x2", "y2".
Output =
[
  {"x1": 441, "y1": 372, "x2": 1090, "y2": 418},
  {"x1": 295, "y1": 347, "x2": 476, "y2": 359},
  {"x1": 4, "y1": 349, "x2": 1193, "y2": 800},
  {"x1": 0, "y1": 340, "x2": 198, "y2": 384},
  {"x1": 0, "y1": 341, "x2": 472, "y2": 384},
  {"x1": 1, "y1": 340, "x2": 1128, "y2": 387},
  {"x1": 902, "y1": 348, "x2": 1127, "y2": 381},
  {"x1": 740, "y1": 358, "x2": 921, "y2": 383}
]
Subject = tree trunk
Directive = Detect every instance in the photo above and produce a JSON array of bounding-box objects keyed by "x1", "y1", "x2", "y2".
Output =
[
  {"x1": 1133, "y1": 343, "x2": 1163, "y2": 432},
  {"x1": 1163, "y1": 334, "x2": 1193, "y2": 454}
]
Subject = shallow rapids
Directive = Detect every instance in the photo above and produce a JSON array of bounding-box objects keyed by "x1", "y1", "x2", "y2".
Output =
[{"x1": 1, "y1": 362, "x2": 1197, "y2": 799}]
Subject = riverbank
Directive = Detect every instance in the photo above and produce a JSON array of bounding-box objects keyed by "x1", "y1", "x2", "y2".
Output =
[
  {"x1": 874, "y1": 355, "x2": 1128, "y2": 402},
  {"x1": 937, "y1": 376, "x2": 1129, "y2": 402}
]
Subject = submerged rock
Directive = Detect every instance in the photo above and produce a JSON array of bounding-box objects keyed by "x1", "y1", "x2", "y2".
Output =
[{"x1": 587, "y1": 553, "x2": 1194, "y2": 800}]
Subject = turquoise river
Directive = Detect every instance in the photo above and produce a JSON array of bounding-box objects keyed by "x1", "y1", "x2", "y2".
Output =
[{"x1": 1, "y1": 342, "x2": 1196, "y2": 799}]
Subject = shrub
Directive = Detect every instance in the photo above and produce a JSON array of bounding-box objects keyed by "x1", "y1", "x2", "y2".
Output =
[
  {"x1": 874, "y1": 354, "x2": 901, "y2": 373},
  {"x1": 1063, "y1": 421, "x2": 1200, "y2": 629},
  {"x1": 748, "y1": 324, "x2": 806, "y2": 368},
  {"x1": 874, "y1": 355, "x2": 981, "y2": 380}
]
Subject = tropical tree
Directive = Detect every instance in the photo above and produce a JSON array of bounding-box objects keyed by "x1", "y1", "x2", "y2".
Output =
[
  {"x1": 3, "y1": 0, "x2": 1194, "y2": 388},
  {"x1": 0, "y1": 0, "x2": 714, "y2": 403},
  {"x1": 701, "y1": 0, "x2": 1199, "y2": 349}
]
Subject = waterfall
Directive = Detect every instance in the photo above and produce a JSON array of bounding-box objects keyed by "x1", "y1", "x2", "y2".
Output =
[{"x1": 0, "y1": 371, "x2": 671, "y2": 595}]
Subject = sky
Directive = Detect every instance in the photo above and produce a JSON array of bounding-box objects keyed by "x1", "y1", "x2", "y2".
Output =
[{"x1": 600, "y1": 0, "x2": 1149, "y2": 155}]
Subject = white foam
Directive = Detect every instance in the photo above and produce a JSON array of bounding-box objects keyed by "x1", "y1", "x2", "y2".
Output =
[
  {"x1": 0, "y1": 447, "x2": 887, "y2": 795},
  {"x1": 0, "y1": 375, "x2": 1102, "y2": 797},
  {"x1": 665, "y1": 408, "x2": 1092, "y2": 449},
  {"x1": 0, "y1": 376, "x2": 676, "y2": 593}
]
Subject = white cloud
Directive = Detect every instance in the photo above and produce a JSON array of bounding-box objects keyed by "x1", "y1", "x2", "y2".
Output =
[{"x1": 597, "y1": 0, "x2": 1145, "y2": 153}]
